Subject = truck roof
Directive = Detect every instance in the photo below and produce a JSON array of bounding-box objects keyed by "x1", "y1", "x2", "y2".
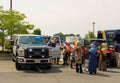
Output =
[
  {"x1": 12, "y1": 34, "x2": 41, "y2": 36},
  {"x1": 11, "y1": 34, "x2": 42, "y2": 41}
]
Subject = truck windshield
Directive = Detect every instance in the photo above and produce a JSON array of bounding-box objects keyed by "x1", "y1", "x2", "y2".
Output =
[{"x1": 19, "y1": 36, "x2": 45, "y2": 44}]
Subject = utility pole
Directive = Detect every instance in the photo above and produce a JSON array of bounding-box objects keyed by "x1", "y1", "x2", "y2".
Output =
[
  {"x1": 10, "y1": 0, "x2": 13, "y2": 40},
  {"x1": 10, "y1": 0, "x2": 12, "y2": 10},
  {"x1": 92, "y1": 22, "x2": 95, "y2": 35}
]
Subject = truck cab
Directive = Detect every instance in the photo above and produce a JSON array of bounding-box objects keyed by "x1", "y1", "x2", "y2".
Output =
[{"x1": 11, "y1": 34, "x2": 52, "y2": 70}]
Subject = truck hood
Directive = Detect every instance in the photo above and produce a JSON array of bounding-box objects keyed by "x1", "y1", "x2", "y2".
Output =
[{"x1": 19, "y1": 44, "x2": 49, "y2": 49}]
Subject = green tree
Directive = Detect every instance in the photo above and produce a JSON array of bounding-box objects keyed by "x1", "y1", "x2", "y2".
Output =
[
  {"x1": 32, "y1": 28, "x2": 41, "y2": 35},
  {"x1": 65, "y1": 33, "x2": 75, "y2": 37},
  {"x1": 5, "y1": 10, "x2": 34, "y2": 39},
  {"x1": 54, "y1": 32, "x2": 65, "y2": 42},
  {"x1": 0, "y1": 6, "x2": 7, "y2": 52},
  {"x1": 53, "y1": 32, "x2": 82, "y2": 42},
  {"x1": 0, "y1": 6, "x2": 34, "y2": 52},
  {"x1": 84, "y1": 31, "x2": 96, "y2": 39},
  {"x1": 76, "y1": 34, "x2": 81, "y2": 41}
]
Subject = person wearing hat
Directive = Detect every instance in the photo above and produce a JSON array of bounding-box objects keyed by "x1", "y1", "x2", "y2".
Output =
[{"x1": 99, "y1": 43, "x2": 107, "y2": 71}]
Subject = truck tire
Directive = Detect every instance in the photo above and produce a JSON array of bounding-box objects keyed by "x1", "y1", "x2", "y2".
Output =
[
  {"x1": 15, "y1": 61, "x2": 22, "y2": 70},
  {"x1": 12, "y1": 54, "x2": 16, "y2": 62},
  {"x1": 12, "y1": 57, "x2": 15, "y2": 62},
  {"x1": 47, "y1": 65, "x2": 51, "y2": 69}
]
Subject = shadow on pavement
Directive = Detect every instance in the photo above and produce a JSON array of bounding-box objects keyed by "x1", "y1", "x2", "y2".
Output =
[
  {"x1": 22, "y1": 65, "x2": 62, "y2": 74},
  {"x1": 54, "y1": 64, "x2": 70, "y2": 69},
  {"x1": 106, "y1": 69, "x2": 120, "y2": 73},
  {"x1": 82, "y1": 69, "x2": 110, "y2": 77},
  {"x1": 95, "y1": 72, "x2": 110, "y2": 77}
]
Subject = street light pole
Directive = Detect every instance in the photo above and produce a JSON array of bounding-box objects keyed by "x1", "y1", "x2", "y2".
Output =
[
  {"x1": 10, "y1": 0, "x2": 12, "y2": 10},
  {"x1": 92, "y1": 22, "x2": 95, "y2": 35},
  {"x1": 10, "y1": 0, "x2": 13, "y2": 40}
]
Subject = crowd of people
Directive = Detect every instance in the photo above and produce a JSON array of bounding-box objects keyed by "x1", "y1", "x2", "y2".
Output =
[
  {"x1": 62, "y1": 41, "x2": 98, "y2": 74},
  {"x1": 49, "y1": 37, "x2": 120, "y2": 75}
]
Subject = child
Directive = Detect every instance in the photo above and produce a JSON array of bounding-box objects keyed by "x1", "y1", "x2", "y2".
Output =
[
  {"x1": 74, "y1": 47, "x2": 83, "y2": 73},
  {"x1": 84, "y1": 59, "x2": 89, "y2": 72}
]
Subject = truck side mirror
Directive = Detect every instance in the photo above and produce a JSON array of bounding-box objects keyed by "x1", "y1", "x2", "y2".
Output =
[
  {"x1": 48, "y1": 43, "x2": 52, "y2": 46},
  {"x1": 10, "y1": 40, "x2": 14, "y2": 45}
]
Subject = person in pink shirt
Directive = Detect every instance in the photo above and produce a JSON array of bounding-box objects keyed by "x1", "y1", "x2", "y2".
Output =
[{"x1": 63, "y1": 42, "x2": 72, "y2": 65}]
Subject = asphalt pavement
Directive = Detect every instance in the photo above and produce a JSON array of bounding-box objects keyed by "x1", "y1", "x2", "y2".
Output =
[{"x1": 0, "y1": 60, "x2": 120, "y2": 83}]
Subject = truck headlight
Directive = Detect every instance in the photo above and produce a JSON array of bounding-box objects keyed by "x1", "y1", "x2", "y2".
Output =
[
  {"x1": 29, "y1": 49, "x2": 32, "y2": 52},
  {"x1": 18, "y1": 48, "x2": 24, "y2": 56}
]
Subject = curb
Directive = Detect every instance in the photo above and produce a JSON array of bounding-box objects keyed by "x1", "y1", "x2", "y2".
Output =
[{"x1": 0, "y1": 58, "x2": 12, "y2": 60}]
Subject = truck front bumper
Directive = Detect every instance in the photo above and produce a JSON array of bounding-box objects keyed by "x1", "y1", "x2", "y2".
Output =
[
  {"x1": 17, "y1": 57, "x2": 52, "y2": 68},
  {"x1": 17, "y1": 57, "x2": 52, "y2": 64}
]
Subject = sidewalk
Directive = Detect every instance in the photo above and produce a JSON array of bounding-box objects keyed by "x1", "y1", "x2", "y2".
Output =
[
  {"x1": 0, "y1": 57, "x2": 12, "y2": 60},
  {"x1": 0, "y1": 53, "x2": 12, "y2": 60}
]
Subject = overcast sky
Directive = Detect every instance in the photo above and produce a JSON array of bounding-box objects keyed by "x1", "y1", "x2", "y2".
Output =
[{"x1": 0, "y1": 0, "x2": 120, "y2": 38}]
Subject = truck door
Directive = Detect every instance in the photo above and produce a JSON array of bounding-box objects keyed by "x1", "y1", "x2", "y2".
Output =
[{"x1": 47, "y1": 36, "x2": 62, "y2": 58}]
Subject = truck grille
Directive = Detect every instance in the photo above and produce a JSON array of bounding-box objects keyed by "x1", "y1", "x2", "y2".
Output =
[{"x1": 24, "y1": 48, "x2": 49, "y2": 59}]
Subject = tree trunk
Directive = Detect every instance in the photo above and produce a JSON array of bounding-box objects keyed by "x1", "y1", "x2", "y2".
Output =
[{"x1": 1, "y1": 30, "x2": 5, "y2": 53}]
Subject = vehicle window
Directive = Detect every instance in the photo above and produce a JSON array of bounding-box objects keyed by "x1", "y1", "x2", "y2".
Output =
[
  {"x1": 90, "y1": 40, "x2": 106, "y2": 48},
  {"x1": 19, "y1": 36, "x2": 45, "y2": 44},
  {"x1": 48, "y1": 37, "x2": 60, "y2": 47},
  {"x1": 43, "y1": 36, "x2": 51, "y2": 44}
]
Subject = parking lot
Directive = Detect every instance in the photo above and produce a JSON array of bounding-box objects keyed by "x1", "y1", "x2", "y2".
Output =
[{"x1": 0, "y1": 60, "x2": 120, "y2": 83}]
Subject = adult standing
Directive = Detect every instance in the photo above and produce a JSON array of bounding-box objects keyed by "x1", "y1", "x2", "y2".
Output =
[
  {"x1": 81, "y1": 45, "x2": 86, "y2": 64},
  {"x1": 69, "y1": 40, "x2": 78, "y2": 68},
  {"x1": 75, "y1": 46, "x2": 83, "y2": 73},
  {"x1": 63, "y1": 42, "x2": 72, "y2": 65},
  {"x1": 88, "y1": 43, "x2": 97, "y2": 74},
  {"x1": 114, "y1": 41, "x2": 120, "y2": 69},
  {"x1": 98, "y1": 43, "x2": 107, "y2": 71}
]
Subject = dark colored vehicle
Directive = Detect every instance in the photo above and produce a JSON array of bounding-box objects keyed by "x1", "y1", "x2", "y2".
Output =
[
  {"x1": 11, "y1": 34, "x2": 52, "y2": 70},
  {"x1": 90, "y1": 38, "x2": 107, "y2": 48},
  {"x1": 97, "y1": 29, "x2": 120, "y2": 48},
  {"x1": 97, "y1": 29, "x2": 120, "y2": 67}
]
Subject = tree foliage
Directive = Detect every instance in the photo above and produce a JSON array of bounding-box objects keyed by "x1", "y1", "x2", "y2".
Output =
[
  {"x1": 0, "y1": 6, "x2": 7, "y2": 52},
  {"x1": 32, "y1": 28, "x2": 41, "y2": 35},
  {"x1": 0, "y1": 6, "x2": 34, "y2": 52},
  {"x1": 84, "y1": 31, "x2": 96, "y2": 39},
  {"x1": 54, "y1": 32, "x2": 65, "y2": 42},
  {"x1": 53, "y1": 32, "x2": 81, "y2": 42},
  {"x1": 6, "y1": 9, "x2": 34, "y2": 39}
]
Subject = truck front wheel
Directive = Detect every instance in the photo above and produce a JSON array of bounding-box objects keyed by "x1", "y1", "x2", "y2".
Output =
[
  {"x1": 47, "y1": 65, "x2": 51, "y2": 69},
  {"x1": 15, "y1": 61, "x2": 22, "y2": 70}
]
